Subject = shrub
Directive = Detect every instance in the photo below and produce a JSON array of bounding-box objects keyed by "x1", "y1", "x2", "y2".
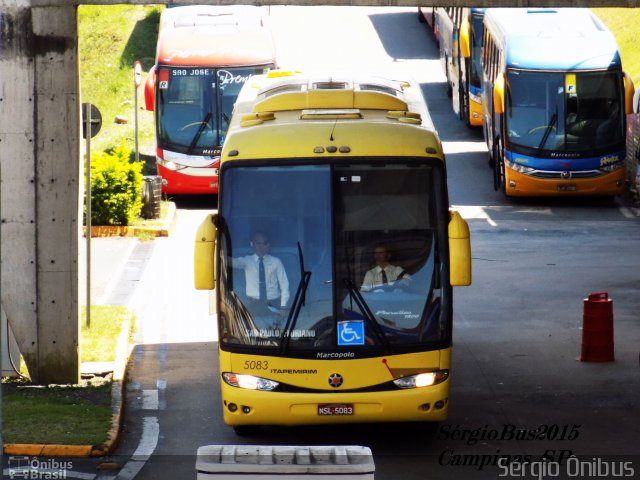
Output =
[{"x1": 89, "y1": 142, "x2": 143, "y2": 225}]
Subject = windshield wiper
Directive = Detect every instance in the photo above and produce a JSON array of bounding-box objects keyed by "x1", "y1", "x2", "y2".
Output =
[
  {"x1": 187, "y1": 111, "x2": 212, "y2": 155},
  {"x1": 343, "y1": 279, "x2": 390, "y2": 352},
  {"x1": 537, "y1": 112, "x2": 558, "y2": 152},
  {"x1": 279, "y1": 242, "x2": 311, "y2": 354}
]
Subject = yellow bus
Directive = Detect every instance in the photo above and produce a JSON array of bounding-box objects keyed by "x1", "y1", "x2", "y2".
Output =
[{"x1": 194, "y1": 71, "x2": 471, "y2": 434}]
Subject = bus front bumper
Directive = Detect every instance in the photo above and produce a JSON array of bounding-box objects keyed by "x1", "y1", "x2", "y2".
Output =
[
  {"x1": 220, "y1": 380, "x2": 450, "y2": 426},
  {"x1": 156, "y1": 163, "x2": 219, "y2": 195},
  {"x1": 504, "y1": 167, "x2": 625, "y2": 197}
]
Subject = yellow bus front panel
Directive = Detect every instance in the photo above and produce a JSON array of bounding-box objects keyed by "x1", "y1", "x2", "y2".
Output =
[{"x1": 220, "y1": 349, "x2": 451, "y2": 426}]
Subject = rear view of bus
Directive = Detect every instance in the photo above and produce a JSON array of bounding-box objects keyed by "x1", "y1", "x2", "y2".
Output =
[
  {"x1": 144, "y1": 5, "x2": 276, "y2": 195},
  {"x1": 483, "y1": 8, "x2": 635, "y2": 197},
  {"x1": 194, "y1": 71, "x2": 472, "y2": 433}
]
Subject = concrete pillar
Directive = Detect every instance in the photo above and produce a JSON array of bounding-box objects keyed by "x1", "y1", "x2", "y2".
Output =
[{"x1": 0, "y1": 3, "x2": 80, "y2": 384}]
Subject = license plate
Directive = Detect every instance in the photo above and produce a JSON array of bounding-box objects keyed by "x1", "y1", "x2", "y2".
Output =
[
  {"x1": 317, "y1": 404, "x2": 354, "y2": 416},
  {"x1": 558, "y1": 184, "x2": 577, "y2": 191}
]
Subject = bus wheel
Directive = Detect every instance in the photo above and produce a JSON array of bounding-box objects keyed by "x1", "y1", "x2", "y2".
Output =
[{"x1": 233, "y1": 425, "x2": 261, "y2": 436}]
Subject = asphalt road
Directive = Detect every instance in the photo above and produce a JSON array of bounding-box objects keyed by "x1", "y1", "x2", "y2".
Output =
[{"x1": 80, "y1": 6, "x2": 640, "y2": 480}]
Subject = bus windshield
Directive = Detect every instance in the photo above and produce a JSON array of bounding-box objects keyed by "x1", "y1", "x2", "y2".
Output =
[
  {"x1": 157, "y1": 66, "x2": 270, "y2": 154},
  {"x1": 217, "y1": 161, "x2": 448, "y2": 356},
  {"x1": 505, "y1": 70, "x2": 624, "y2": 154}
]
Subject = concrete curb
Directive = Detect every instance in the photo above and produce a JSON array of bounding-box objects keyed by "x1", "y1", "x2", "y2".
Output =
[
  {"x1": 3, "y1": 444, "x2": 94, "y2": 457},
  {"x1": 84, "y1": 202, "x2": 177, "y2": 238}
]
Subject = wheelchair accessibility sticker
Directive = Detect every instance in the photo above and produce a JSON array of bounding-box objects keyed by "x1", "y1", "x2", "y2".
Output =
[{"x1": 337, "y1": 320, "x2": 365, "y2": 346}]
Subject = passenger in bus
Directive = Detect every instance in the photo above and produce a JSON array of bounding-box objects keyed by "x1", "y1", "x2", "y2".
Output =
[
  {"x1": 360, "y1": 243, "x2": 410, "y2": 292},
  {"x1": 231, "y1": 231, "x2": 290, "y2": 315}
]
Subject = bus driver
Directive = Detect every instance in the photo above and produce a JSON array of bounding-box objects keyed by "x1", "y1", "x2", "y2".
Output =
[
  {"x1": 360, "y1": 243, "x2": 410, "y2": 292},
  {"x1": 232, "y1": 231, "x2": 290, "y2": 310}
]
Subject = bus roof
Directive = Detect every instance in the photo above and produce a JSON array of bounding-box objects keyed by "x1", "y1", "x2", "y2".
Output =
[
  {"x1": 156, "y1": 5, "x2": 275, "y2": 67},
  {"x1": 221, "y1": 72, "x2": 443, "y2": 163},
  {"x1": 484, "y1": 8, "x2": 621, "y2": 71},
  {"x1": 159, "y1": 5, "x2": 268, "y2": 31}
]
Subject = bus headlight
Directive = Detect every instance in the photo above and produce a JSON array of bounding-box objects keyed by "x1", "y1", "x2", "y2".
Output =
[
  {"x1": 505, "y1": 160, "x2": 535, "y2": 175},
  {"x1": 599, "y1": 162, "x2": 624, "y2": 173},
  {"x1": 393, "y1": 370, "x2": 449, "y2": 389},
  {"x1": 157, "y1": 158, "x2": 179, "y2": 171},
  {"x1": 222, "y1": 372, "x2": 279, "y2": 391}
]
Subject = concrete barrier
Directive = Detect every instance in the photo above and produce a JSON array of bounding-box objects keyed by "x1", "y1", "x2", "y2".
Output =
[{"x1": 196, "y1": 445, "x2": 374, "y2": 479}]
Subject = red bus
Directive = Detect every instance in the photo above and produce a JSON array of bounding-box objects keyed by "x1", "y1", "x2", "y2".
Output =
[{"x1": 145, "y1": 5, "x2": 276, "y2": 195}]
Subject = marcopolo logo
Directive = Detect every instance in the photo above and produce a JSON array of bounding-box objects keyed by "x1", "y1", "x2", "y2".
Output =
[{"x1": 7, "y1": 457, "x2": 72, "y2": 479}]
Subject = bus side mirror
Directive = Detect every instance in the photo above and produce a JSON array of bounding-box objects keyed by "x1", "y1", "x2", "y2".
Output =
[
  {"x1": 623, "y1": 72, "x2": 635, "y2": 115},
  {"x1": 493, "y1": 75, "x2": 505, "y2": 115},
  {"x1": 459, "y1": 19, "x2": 470, "y2": 59},
  {"x1": 448, "y1": 210, "x2": 471, "y2": 287},
  {"x1": 194, "y1": 214, "x2": 217, "y2": 290},
  {"x1": 144, "y1": 66, "x2": 156, "y2": 112}
]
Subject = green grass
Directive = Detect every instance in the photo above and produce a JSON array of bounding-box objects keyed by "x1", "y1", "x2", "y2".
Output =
[
  {"x1": 81, "y1": 305, "x2": 133, "y2": 362},
  {"x1": 592, "y1": 8, "x2": 640, "y2": 87},
  {"x1": 78, "y1": 5, "x2": 163, "y2": 155},
  {"x1": 2, "y1": 380, "x2": 112, "y2": 445},
  {"x1": 3, "y1": 306, "x2": 132, "y2": 445}
]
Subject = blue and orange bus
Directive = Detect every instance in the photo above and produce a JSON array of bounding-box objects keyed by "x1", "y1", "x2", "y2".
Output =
[
  {"x1": 144, "y1": 5, "x2": 276, "y2": 195},
  {"x1": 434, "y1": 8, "x2": 485, "y2": 127},
  {"x1": 481, "y1": 8, "x2": 635, "y2": 197}
]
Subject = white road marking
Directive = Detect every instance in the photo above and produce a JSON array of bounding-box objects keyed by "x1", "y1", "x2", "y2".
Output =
[
  {"x1": 618, "y1": 206, "x2": 636, "y2": 219},
  {"x1": 141, "y1": 389, "x2": 158, "y2": 410},
  {"x1": 452, "y1": 205, "x2": 498, "y2": 227},
  {"x1": 113, "y1": 416, "x2": 159, "y2": 480}
]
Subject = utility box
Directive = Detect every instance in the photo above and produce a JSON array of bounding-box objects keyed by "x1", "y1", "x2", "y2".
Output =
[{"x1": 196, "y1": 445, "x2": 374, "y2": 479}]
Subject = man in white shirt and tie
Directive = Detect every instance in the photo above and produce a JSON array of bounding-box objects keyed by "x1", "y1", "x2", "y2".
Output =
[
  {"x1": 232, "y1": 231, "x2": 290, "y2": 309},
  {"x1": 360, "y1": 243, "x2": 409, "y2": 292}
]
